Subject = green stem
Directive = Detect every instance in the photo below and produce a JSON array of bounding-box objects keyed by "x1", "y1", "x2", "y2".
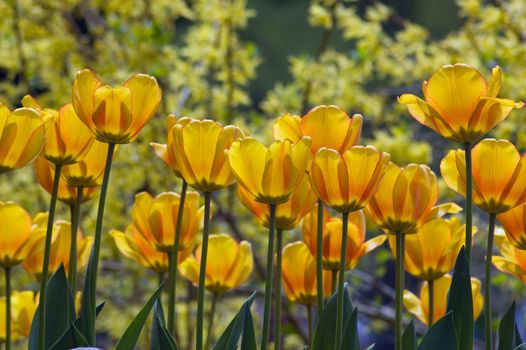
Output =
[
  {"x1": 464, "y1": 142, "x2": 473, "y2": 263},
  {"x1": 274, "y1": 229, "x2": 283, "y2": 350},
  {"x1": 485, "y1": 213, "x2": 496, "y2": 350},
  {"x1": 196, "y1": 192, "x2": 212, "y2": 350},
  {"x1": 307, "y1": 304, "x2": 313, "y2": 347},
  {"x1": 335, "y1": 211, "x2": 349, "y2": 350},
  {"x1": 428, "y1": 279, "x2": 434, "y2": 327},
  {"x1": 5, "y1": 267, "x2": 11, "y2": 350},
  {"x1": 261, "y1": 203, "x2": 277, "y2": 350},
  {"x1": 395, "y1": 232, "x2": 405, "y2": 350},
  {"x1": 38, "y1": 162, "x2": 62, "y2": 350},
  {"x1": 316, "y1": 200, "x2": 324, "y2": 315},
  {"x1": 69, "y1": 186, "x2": 83, "y2": 297},
  {"x1": 87, "y1": 142, "x2": 115, "y2": 345},
  {"x1": 158, "y1": 272, "x2": 164, "y2": 287},
  {"x1": 168, "y1": 180, "x2": 188, "y2": 335},
  {"x1": 331, "y1": 270, "x2": 337, "y2": 295},
  {"x1": 204, "y1": 292, "x2": 218, "y2": 350}
]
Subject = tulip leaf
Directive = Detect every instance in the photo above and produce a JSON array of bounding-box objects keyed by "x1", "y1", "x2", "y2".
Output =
[
  {"x1": 212, "y1": 292, "x2": 257, "y2": 350},
  {"x1": 29, "y1": 265, "x2": 76, "y2": 350},
  {"x1": 498, "y1": 301, "x2": 521, "y2": 350},
  {"x1": 402, "y1": 320, "x2": 417, "y2": 350},
  {"x1": 312, "y1": 283, "x2": 354, "y2": 350},
  {"x1": 514, "y1": 345, "x2": 526, "y2": 350},
  {"x1": 446, "y1": 247, "x2": 473, "y2": 350},
  {"x1": 49, "y1": 323, "x2": 89, "y2": 350},
  {"x1": 151, "y1": 300, "x2": 178, "y2": 350},
  {"x1": 340, "y1": 307, "x2": 360, "y2": 350},
  {"x1": 115, "y1": 283, "x2": 164, "y2": 350},
  {"x1": 417, "y1": 312, "x2": 457, "y2": 350}
]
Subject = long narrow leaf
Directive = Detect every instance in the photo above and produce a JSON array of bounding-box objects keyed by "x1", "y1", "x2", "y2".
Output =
[
  {"x1": 151, "y1": 300, "x2": 178, "y2": 350},
  {"x1": 498, "y1": 301, "x2": 520, "y2": 350},
  {"x1": 417, "y1": 312, "x2": 457, "y2": 350},
  {"x1": 340, "y1": 308, "x2": 360, "y2": 350},
  {"x1": 402, "y1": 320, "x2": 417, "y2": 350}
]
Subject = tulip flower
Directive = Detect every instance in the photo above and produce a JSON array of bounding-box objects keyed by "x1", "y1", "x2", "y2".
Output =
[
  {"x1": 303, "y1": 206, "x2": 386, "y2": 272},
  {"x1": 493, "y1": 231, "x2": 526, "y2": 284},
  {"x1": 404, "y1": 274, "x2": 483, "y2": 327},
  {"x1": 498, "y1": 202, "x2": 526, "y2": 250},
  {"x1": 0, "y1": 104, "x2": 46, "y2": 174},
  {"x1": 131, "y1": 191, "x2": 203, "y2": 253},
  {"x1": 1, "y1": 291, "x2": 38, "y2": 343},
  {"x1": 273, "y1": 105, "x2": 362, "y2": 154},
  {"x1": 281, "y1": 241, "x2": 334, "y2": 343},
  {"x1": 387, "y1": 217, "x2": 475, "y2": 281},
  {"x1": 61, "y1": 140, "x2": 109, "y2": 188},
  {"x1": 111, "y1": 225, "x2": 194, "y2": 276},
  {"x1": 441, "y1": 138, "x2": 526, "y2": 348}
]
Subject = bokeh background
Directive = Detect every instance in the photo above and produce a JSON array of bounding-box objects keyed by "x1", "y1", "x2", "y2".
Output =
[{"x1": 0, "y1": 0, "x2": 525, "y2": 348}]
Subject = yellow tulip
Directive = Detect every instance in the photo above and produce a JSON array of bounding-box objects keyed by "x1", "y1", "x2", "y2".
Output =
[
  {"x1": 179, "y1": 234, "x2": 253, "y2": 293},
  {"x1": 22, "y1": 96, "x2": 94, "y2": 165},
  {"x1": 61, "y1": 140, "x2": 111, "y2": 187},
  {"x1": 388, "y1": 217, "x2": 476, "y2": 280},
  {"x1": 441, "y1": 139, "x2": 526, "y2": 214},
  {"x1": 365, "y1": 163, "x2": 460, "y2": 234},
  {"x1": 23, "y1": 219, "x2": 93, "y2": 281},
  {"x1": 493, "y1": 231, "x2": 526, "y2": 283},
  {"x1": 0, "y1": 291, "x2": 38, "y2": 342},
  {"x1": 404, "y1": 274, "x2": 483, "y2": 326},
  {"x1": 399, "y1": 64, "x2": 524, "y2": 144},
  {"x1": 309, "y1": 146, "x2": 390, "y2": 213},
  {"x1": 0, "y1": 104, "x2": 45, "y2": 174},
  {"x1": 131, "y1": 191, "x2": 203, "y2": 252},
  {"x1": 34, "y1": 156, "x2": 98, "y2": 205},
  {"x1": 273, "y1": 105, "x2": 363, "y2": 154},
  {"x1": 302, "y1": 206, "x2": 386, "y2": 270},
  {"x1": 0, "y1": 202, "x2": 33, "y2": 268},
  {"x1": 237, "y1": 175, "x2": 317, "y2": 230},
  {"x1": 72, "y1": 69, "x2": 162, "y2": 144},
  {"x1": 497, "y1": 203, "x2": 526, "y2": 250},
  {"x1": 171, "y1": 119, "x2": 245, "y2": 192},
  {"x1": 111, "y1": 225, "x2": 194, "y2": 274},
  {"x1": 228, "y1": 137, "x2": 311, "y2": 204},
  {"x1": 281, "y1": 241, "x2": 334, "y2": 305}
]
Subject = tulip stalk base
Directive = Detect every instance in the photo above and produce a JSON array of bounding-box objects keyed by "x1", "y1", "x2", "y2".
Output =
[
  {"x1": 316, "y1": 200, "x2": 324, "y2": 314},
  {"x1": 69, "y1": 186, "x2": 84, "y2": 297},
  {"x1": 5, "y1": 267, "x2": 11, "y2": 350},
  {"x1": 196, "y1": 192, "x2": 212, "y2": 350},
  {"x1": 274, "y1": 229, "x2": 283, "y2": 350},
  {"x1": 485, "y1": 213, "x2": 496, "y2": 350},
  {"x1": 204, "y1": 292, "x2": 218, "y2": 350},
  {"x1": 395, "y1": 232, "x2": 405, "y2": 350},
  {"x1": 38, "y1": 163, "x2": 62, "y2": 350},
  {"x1": 335, "y1": 211, "x2": 349, "y2": 350},
  {"x1": 168, "y1": 180, "x2": 188, "y2": 335},
  {"x1": 261, "y1": 203, "x2": 277, "y2": 350},
  {"x1": 307, "y1": 304, "x2": 313, "y2": 347},
  {"x1": 428, "y1": 279, "x2": 434, "y2": 327},
  {"x1": 464, "y1": 142, "x2": 473, "y2": 263},
  {"x1": 331, "y1": 270, "x2": 337, "y2": 294}
]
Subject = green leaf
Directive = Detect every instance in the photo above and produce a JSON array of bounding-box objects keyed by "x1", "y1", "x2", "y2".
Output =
[
  {"x1": 151, "y1": 300, "x2": 178, "y2": 350},
  {"x1": 312, "y1": 283, "x2": 353, "y2": 350},
  {"x1": 49, "y1": 323, "x2": 89, "y2": 350},
  {"x1": 81, "y1": 252, "x2": 97, "y2": 344},
  {"x1": 418, "y1": 312, "x2": 457, "y2": 350},
  {"x1": 513, "y1": 345, "x2": 526, "y2": 350},
  {"x1": 446, "y1": 247, "x2": 473, "y2": 350},
  {"x1": 515, "y1": 325, "x2": 523, "y2": 345},
  {"x1": 402, "y1": 320, "x2": 417, "y2": 350},
  {"x1": 498, "y1": 301, "x2": 520, "y2": 350},
  {"x1": 29, "y1": 265, "x2": 76, "y2": 350},
  {"x1": 212, "y1": 292, "x2": 257, "y2": 350},
  {"x1": 340, "y1": 307, "x2": 360, "y2": 350},
  {"x1": 115, "y1": 283, "x2": 164, "y2": 350}
]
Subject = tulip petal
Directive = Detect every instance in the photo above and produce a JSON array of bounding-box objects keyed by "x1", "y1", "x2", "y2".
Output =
[
  {"x1": 72, "y1": 69, "x2": 102, "y2": 130},
  {"x1": 301, "y1": 105, "x2": 353, "y2": 153},
  {"x1": 273, "y1": 113, "x2": 302, "y2": 143}
]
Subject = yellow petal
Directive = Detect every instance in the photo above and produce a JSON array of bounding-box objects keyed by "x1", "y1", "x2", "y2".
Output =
[
  {"x1": 273, "y1": 113, "x2": 302, "y2": 143},
  {"x1": 228, "y1": 137, "x2": 266, "y2": 200},
  {"x1": 92, "y1": 85, "x2": 133, "y2": 143},
  {"x1": 72, "y1": 69, "x2": 102, "y2": 131},
  {"x1": 0, "y1": 202, "x2": 32, "y2": 268}
]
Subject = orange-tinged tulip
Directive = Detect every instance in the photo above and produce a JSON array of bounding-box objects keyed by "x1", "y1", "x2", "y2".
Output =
[
  {"x1": 403, "y1": 274, "x2": 483, "y2": 326},
  {"x1": 441, "y1": 139, "x2": 526, "y2": 214},
  {"x1": 365, "y1": 163, "x2": 460, "y2": 234},
  {"x1": 61, "y1": 140, "x2": 111, "y2": 187},
  {"x1": 179, "y1": 234, "x2": 253, "y2": 293},
  {"x1": 309, "y1": 146, "x2": 390, "y2": 213},
  {"x1": 0, "y1": 104, "x2": 45, "y2": 174},
  {"x1": 388, "y1": 217, "x2": 476, "y2": 280},
  {"x1": 228, "y1": 137, "x2": 311, "y2": 204},
  {"x1": 493, "y1": 232, "x2": 526, "y2": 283},
  {"x1": 72, "y1": 69, "x2": 162, "y2": 144},
  {"x1": 0, "y1": 202, "x2": 32, "y2": 268},
  {"x1": 273, "y1": 105, "x2": 363, "y2": 154},
  {"x1": 237, "y1": 175, "x2": 317, "y2": 230},
  {"x1": 171, "y1": 119, "x2": 245, "y2": 192},
  {"x1": 22, "y1": 96, "x2": 94, "y2": 165},
  {"x1": 399, "y1": 64, "x2": 524, "y2": 144},
  {"x1": 34, "y1": 156, "x2": 98, "y2": 205},
  {"x1": 111, "y1": 225, "x2": 194, "y2": 274},
  {"x1": 302, "y1": 206, "x2": 386, "y2": 270},
  {"x1": 498, "y1": 203, "x2": 526, "y2": 250},
  {"x1": 23, "y1": 219, "x2": 93, "y2": 281},
  {"x1": 281, "y1": 241, "x2": 333, "y2": 305},
  {"x1": 0, "y1": 291, "x2": 38, "y2": 342},
  {"x1": 132, "y1": 191, "x2": 203, "y2": 252}
]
